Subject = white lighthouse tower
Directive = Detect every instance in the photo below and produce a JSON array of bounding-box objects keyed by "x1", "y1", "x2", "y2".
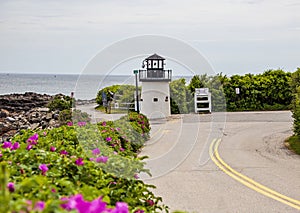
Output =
[{"x1": 139, "y1": 54, "x2": 172, "y2": 119}]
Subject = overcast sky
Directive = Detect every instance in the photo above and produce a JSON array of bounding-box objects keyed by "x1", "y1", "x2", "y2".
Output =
[{"x1": 0, "y1": 0, "x2": 299, "y2": 75}]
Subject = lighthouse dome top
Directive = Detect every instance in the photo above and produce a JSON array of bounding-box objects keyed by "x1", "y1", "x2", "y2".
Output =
[{"x1": 146, "y1": 53, "x2": 165, "y2": 60}]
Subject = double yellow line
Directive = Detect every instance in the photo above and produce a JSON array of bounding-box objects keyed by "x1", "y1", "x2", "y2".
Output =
[{"x1": 209, "y1": 138, "x2": 300, "y2": 210}]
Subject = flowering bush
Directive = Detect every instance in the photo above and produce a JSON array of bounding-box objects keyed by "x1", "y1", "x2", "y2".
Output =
[{"x1": 0, "y1": 112, "x2": 168, "y2": 213}]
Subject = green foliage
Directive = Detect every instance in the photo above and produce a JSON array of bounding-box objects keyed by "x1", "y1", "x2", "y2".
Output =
[
  {"x1": 292, "y1": 87, "x2": 300, "y2": 136},
  {"x1": 0, "y1": 113, "x2": 168, "y2": 212},
  {"x1": 96, "y1": 85, "x2": 121, "y2": 105},
  {"x1": 290, "y1": 68, "x2": 300, "y2": 155},
  {"x1": 170, "y1": 78, "x2": 189, "y2": 114},
  {"x1": 222, "y1": 69, "x2": 292, "y2": 111},
  {"x1": 47, "y1": 94, "x2": 74, "y2": 111},
  {"x1": 287, "y1": 136, "x2": 300, "y2": 155},
  {"x1": 188, "y1": 75, "x2": 206, "y2": 95},
  {"x1": 96, "y1": 85, "x2": 141, "y2": 111},
  {"x1": 290, "y1": 68, "x2": 300, "y2": 93},
  {"x1": 171, "y1": 75, "x2": 226, "y2": 113},
  {"x1": 59, "y1": 109, "x2": 91, "y2": 125}
]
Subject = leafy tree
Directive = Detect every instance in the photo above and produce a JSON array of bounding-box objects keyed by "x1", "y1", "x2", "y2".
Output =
[
  {"x1": 170, "y1": 78, "x2": 189, "y2": 114},
  {"x1": 188, "y1": 75, "x2": 207, "y2": 95},
  {"x1": 291, "y1": 67, "x2": 300, "y2": 93}
]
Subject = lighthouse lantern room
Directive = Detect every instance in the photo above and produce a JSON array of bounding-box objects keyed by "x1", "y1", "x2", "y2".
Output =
[{"x1": 139, "y1": 54, "x2": 172, "y2": 119}]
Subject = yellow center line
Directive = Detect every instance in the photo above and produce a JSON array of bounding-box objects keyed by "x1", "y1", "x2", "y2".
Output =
[{"x1": 209, "y1": 138, "x2": 300, "y2": 210}]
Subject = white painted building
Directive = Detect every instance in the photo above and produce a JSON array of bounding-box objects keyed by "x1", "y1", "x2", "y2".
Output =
[{"x1": 139, "y1": 54, "x2": 172, "y2": 119}]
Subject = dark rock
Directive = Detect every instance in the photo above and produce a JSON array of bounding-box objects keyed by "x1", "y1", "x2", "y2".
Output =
[
  {"x1": 53, "y1": 114, "x2": 59, "y2": 120},
  {"x1": 0, "y1": 93, "x2": 64, "y2": 142},
  {"x1": 0, "y1": 109, "x2": 9, "y2": 118}
]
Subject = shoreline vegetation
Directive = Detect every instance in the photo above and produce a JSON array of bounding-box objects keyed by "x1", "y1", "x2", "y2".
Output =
[{"x1": 0, "y1": 92, "x2": 170, "y2": 212}]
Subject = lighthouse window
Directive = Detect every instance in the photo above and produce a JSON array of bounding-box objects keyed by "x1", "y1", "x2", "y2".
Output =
[
  {"x1": 153, "y1": 98, "x2": 158, "y2": 102},
  {"x1": 165, "y1": 96, "x2": 168, "y2": 102}
]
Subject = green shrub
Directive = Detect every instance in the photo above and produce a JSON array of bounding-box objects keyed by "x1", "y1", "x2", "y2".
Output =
[
  {"x1": 292, "y1": 87, "x2": 300, "y2": 136},
  {"x1": 287, "y1": 136, "x2": 300, "y2": 155},
  {"x1": 59, "y1": 109, "x2": 91, "y2": 125},
  {"x1": 48, "y1": 94, "x2": 74, "y2": 111},
  {"x1": 0, "y1": 113, "x2": 168, "y2": 212}
]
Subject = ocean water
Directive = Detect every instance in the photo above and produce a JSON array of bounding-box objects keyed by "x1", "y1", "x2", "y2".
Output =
[
  {"x1": 0, "y1": 73, "x2": 135, "y2": 100},
  {"x1": 0, "y1": 73, "x2": 192, "y2": 100}
]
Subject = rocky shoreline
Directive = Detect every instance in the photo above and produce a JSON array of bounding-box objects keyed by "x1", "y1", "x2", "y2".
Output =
[
  {"x1": 0, "y1": 92, "x2": 96, "y2": 142},
  {"x1": 0, "y1": 93, "x2": 60, "y2": 142}
]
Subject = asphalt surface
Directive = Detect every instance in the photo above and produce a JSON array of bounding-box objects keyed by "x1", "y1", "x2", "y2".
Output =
[
  {"x1": 76, "y1": 105, "x2": 300, "y2": 212},
  {"x1": 141, "y1": 111, "x2": 300, "y2": 212}
]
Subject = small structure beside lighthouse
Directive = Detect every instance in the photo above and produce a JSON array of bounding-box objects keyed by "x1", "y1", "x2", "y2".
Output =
[{"x1": 139, "y1": 54, "x2": 172, "y2": 119}]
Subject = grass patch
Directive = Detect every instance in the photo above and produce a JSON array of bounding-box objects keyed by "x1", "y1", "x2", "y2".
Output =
[{"x1": 286, "y1": 135, "x2": 300, "y2": 155}]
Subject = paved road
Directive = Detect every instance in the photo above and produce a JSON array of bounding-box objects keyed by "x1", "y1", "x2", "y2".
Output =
[
  {"x1": 75, "y1": 105, "x2": 300, "y2": 212},
  {"x1": 140, "y1": 111, "x2": 300, "y2": 212}
]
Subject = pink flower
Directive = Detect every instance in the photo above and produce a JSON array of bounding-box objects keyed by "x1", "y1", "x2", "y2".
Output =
[
  {"x1": 92, "y1": 148, "x2": 100, "y2": 156},
  {"x1": 43, "y1": 131, "x2": 47, "y2": 136},
  {"x1": 134, "y1": 210, "x2": 145, "y2": 213},
  {"x1": 34, "y1": 201, "x2": 45, "y2": 212},
  {"x1": 119, "y1": 147, "x2": 125, "y2": 152},
  {"x1": 106, "y1": 137, "x2": 112, "y2": 142},
  {"x1": 51, "y1": 188, "x2": 56, "y2": 193},
  {"x1": 2, "y1": 141, "x2": 12, "y2": 149},
  {"x1": 50, "y1": 146, "x2": 56, "y2": 152},
  {"x1": 110, "y1": 202, "x2": 129, "y2": 213},
  {"x1": 7, "y1": 182, "x2": 15, "y2": 192},
  {"x1": 67, "y1": 121, "x2": 73, "y2": 126},
  {"x1": 60, "y1": 150, "x2": 68, "y2": 155},
  {"x1": 0, "y1": 153, "x2": 2, "y2": 158},
  {"x1": 96, "y1": 156, "x2": 108, "y2": 163},
  {"x1": 146, "y1": 199, "x2": 154, "y2": 206},
  {"x1": 27, "y1": 133, "x2": 38, "y2": 143},
  {"x1": 77, "y1": 121, "x2": 86, "y2": 127},
  {"x1": 102, "y1": 121, "x2": 106, "y2": 126},
  {"x1": 61, "y1": 194, "x2": 106, "y2": 213},
  {"x1": 11, "y1": 142, "x2": 20, "y2": 150},
  {"x1": 75, "y1": 158, "x2": 84, "y2": 166},
  {"x1": 39, "y1": 164, "x2": 48, "y2": 175},
  {"x1": 134, "y1": 174, "x2": 139, "y2": 179},
  {"x1": 26, "y1": 144, "x2": 33, "y2": 151}
]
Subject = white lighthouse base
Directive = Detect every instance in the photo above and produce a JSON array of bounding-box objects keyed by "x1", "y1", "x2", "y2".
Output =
[{"x1": 140, "y1": 82, "x2": 171, "y2": 119}]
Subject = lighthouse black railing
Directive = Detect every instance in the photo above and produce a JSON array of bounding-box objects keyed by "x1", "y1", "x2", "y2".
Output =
[{"x1": 139, "y1": 69, "x2": 172, "y2": 82}]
